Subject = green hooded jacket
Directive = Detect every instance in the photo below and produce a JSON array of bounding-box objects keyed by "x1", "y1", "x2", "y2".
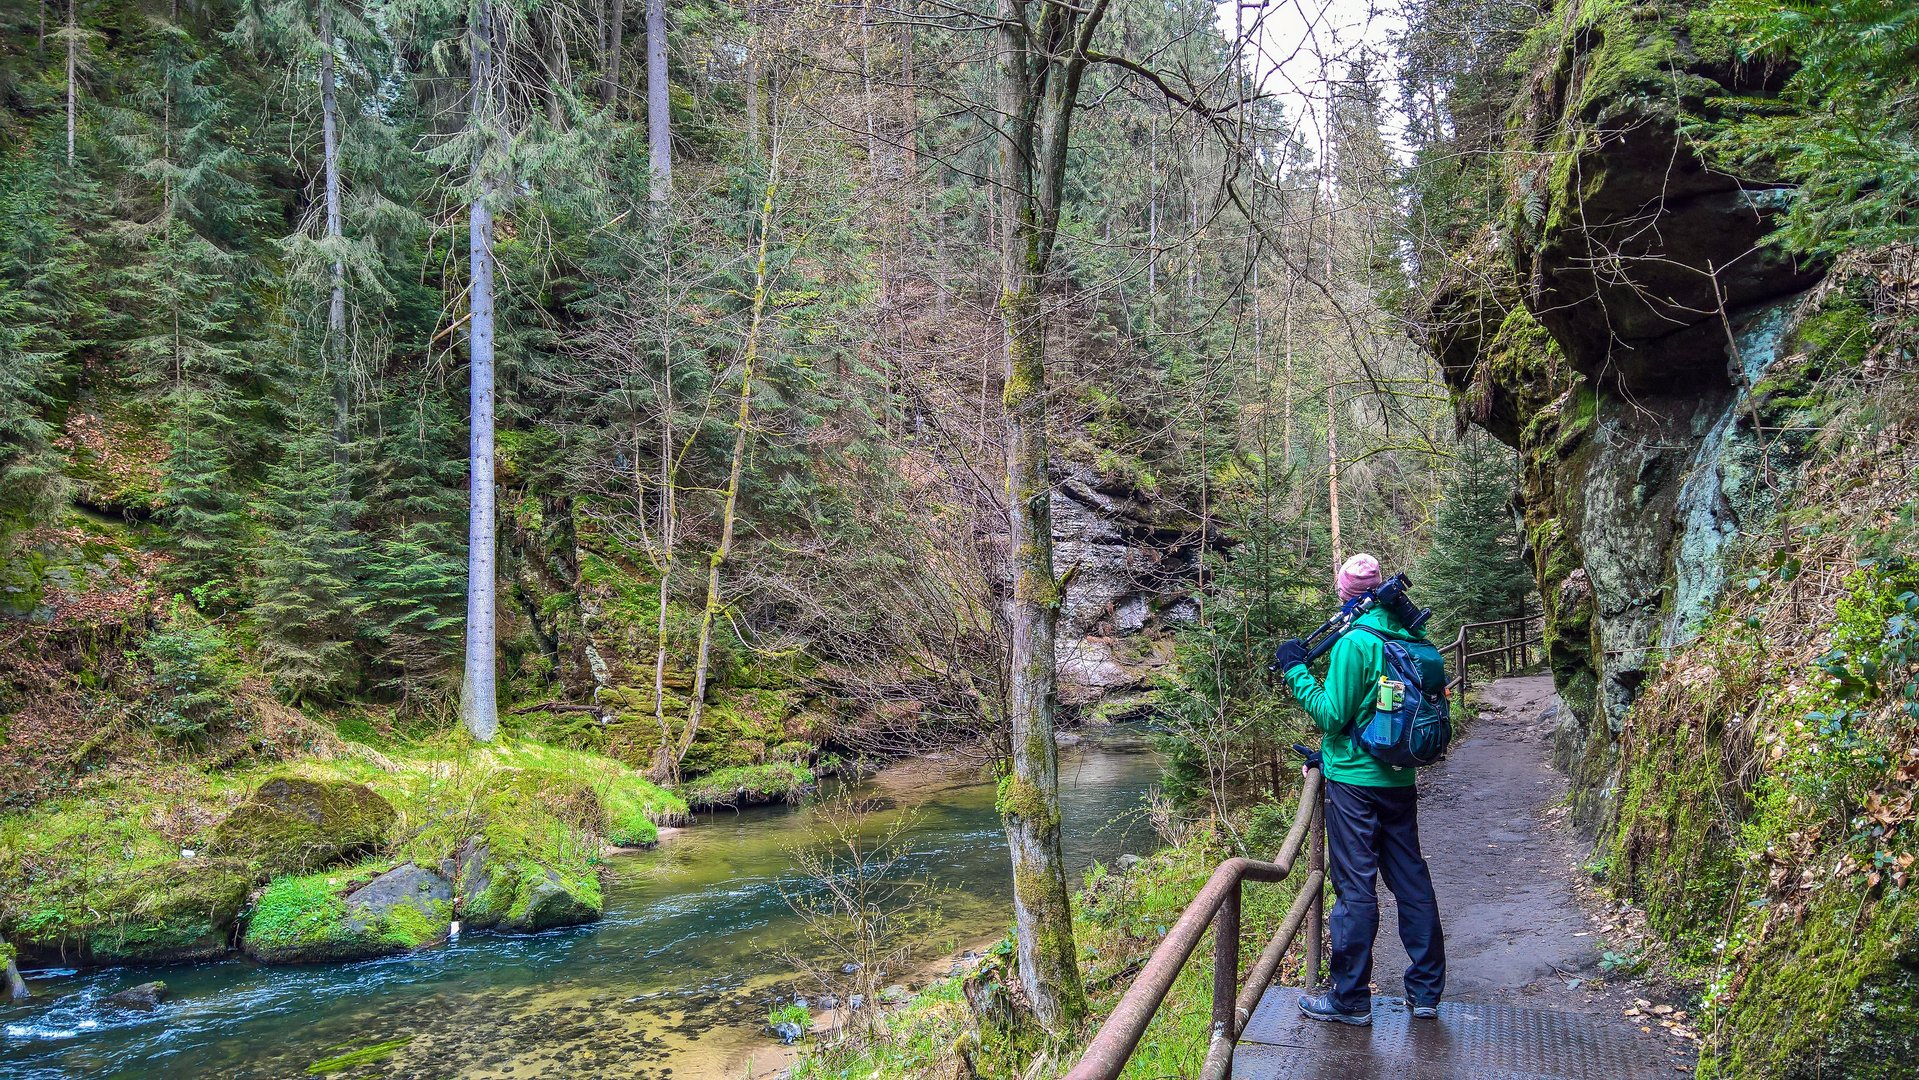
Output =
[{"x1": 1283, "y1": 606, "x2": 1424, "y2": 788}]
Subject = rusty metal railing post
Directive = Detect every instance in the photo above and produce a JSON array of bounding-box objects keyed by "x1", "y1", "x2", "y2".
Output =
[
  {"x1": 1304, "y1": 784, "x2": 1324, "y2": 989},
  {"x1": 1212, "y1": 882, "x2": 1240, "y2": 1043}
]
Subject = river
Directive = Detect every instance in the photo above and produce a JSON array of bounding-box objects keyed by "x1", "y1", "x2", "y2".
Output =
[{"x1": 1, "y1": 740, "x2": 1161, "y2": 1079}]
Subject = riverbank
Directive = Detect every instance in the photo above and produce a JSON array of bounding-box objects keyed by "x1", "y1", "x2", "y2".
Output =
[{"x1": 0, "y1": 741, "x2": 1161, "y2": 1078}]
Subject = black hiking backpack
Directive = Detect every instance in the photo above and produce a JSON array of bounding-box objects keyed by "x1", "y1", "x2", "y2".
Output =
[{"x1": 1350, "y1": 626, "x2": 1453, "y2": 770}]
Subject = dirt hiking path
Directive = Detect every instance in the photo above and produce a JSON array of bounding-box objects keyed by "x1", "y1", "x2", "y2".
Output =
[{"x1": 1365, "y1": 675, "x2": 1695, "y2": 1070}]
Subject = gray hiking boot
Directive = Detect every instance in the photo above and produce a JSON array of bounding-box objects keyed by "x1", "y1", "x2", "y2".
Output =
[
  {"x1": 1298, "y1": 991, "x2": 1372, "y2": 1026},
  {"x1": 1411, "y1": 1001, "x2": 1440, "y2": 1020}
]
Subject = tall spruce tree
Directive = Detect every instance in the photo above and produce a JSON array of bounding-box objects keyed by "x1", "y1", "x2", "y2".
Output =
[
  {"x1": 1417, "y1": 430, "x2": 1532, "y2": 638},
  {"x1": 252, "y1": 393, "x2": 364, "y2": 702}
]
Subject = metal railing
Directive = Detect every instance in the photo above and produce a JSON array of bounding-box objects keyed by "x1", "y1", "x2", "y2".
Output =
[
  {"x1": 1064, "y1": 768, "x2": 1326, "y2": 1080},
  {"x1": 1065, "y1": 612, "x2": 1545, "y2": 1080},
  {"x1": 1444, "y1": 612, "x2": 1545, "y2": 701}
]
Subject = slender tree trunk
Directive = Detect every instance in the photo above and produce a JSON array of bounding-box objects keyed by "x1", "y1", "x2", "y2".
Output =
[
  {"x1": 319, "y1": 0, "x2": 349, "y2": 456},
  {"x1": 461, "y1": 0, "x2": 500, "y2": 742},
  {"x1": 603, "y1": 0, "x2": 624, "y2": 105},
  {"x1": 1146, "y1": 122, "x2": 1157, "y2": 296},
  {"x1": 992, "y1": 0, "x2": 1106, "y2": 1034},
  {"x1": 673, "y1": 150, "x2": 778, "y2": 776},
  {"x1": 1282, "y1": 277, "x2": 1295, "y2": 463},
  {"x1": 859, "y1": 0, "x2": 879, "y2": 174},
  {"x1": 1327, "y1": 380, "x2": 1342, "y2": 569},
  {"x1": 64, "y1": 0, "x2": 76, "y2": 166},
  {"x1": 652, "y1": 257, "x2": 678, "y2": 773},
  {"x1": 743, "y1": 11, "x2": 760, "y2": 161},
  {"x1": 645, "y1": 0, "x2": 669, "y2": 203}
]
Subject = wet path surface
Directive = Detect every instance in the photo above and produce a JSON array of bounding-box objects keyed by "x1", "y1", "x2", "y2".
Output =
[{"x1": 1349, "y1": 675, "x2": 1692, "y2": 1071}]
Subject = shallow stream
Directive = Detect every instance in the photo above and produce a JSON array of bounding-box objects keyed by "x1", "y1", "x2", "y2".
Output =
[{"x1": 1, "y1": 741, "x2": 1160, "y2": 1079}]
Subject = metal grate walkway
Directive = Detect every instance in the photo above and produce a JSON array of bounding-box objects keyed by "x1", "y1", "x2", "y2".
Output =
[{"x1": 1233, "y1": 988, "x2": 1682, "y2": 1080}]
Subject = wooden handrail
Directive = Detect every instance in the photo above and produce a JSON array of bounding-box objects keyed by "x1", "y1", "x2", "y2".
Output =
[
  {"x1": 1443, "y1": 612, "x2": 1545, "y2": 701},
  {"x1": 1064, "y1": 769, "x2": 1326, "y2": 1080}
]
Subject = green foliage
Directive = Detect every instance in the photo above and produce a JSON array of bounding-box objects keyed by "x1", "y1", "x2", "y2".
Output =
[
  {"x1": 1154, "y1": 471, "x2": 1325, "y2": 811},
  {"x1": 135, "y1": 602, "x2": 243, "y2": 743},
  {"x1": 1417, "y1": 430, "x2": 1534, "y2": 643},
  {"x1": 1703, "y1": 0, "x2": 1919, "y2": 254},
  {"x1": 252, "y1": 397, "x2": 365, "y2": 704}
]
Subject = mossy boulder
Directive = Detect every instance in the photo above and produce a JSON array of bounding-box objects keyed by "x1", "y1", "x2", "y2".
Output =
[
  {"x1": 680, "y1": 761, "x2": 816, "y2": 811},
  {"x1": 454, "y1": 837, "x2": 600, "y2": 933},
  {"x1": 243, "y1": 863, "x2": 453, "y2": 964},
  {"x1": 211, "y1": 777, "x2": 396, "y2": 876},
  {"x1": 8, "y1": 857, "x2": 251, "y2": 965},
  {"x1": 84, "y1": 858, "x2": 253, "y2": 963}
]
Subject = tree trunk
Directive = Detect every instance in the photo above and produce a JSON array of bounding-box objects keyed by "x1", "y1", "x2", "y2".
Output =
[
  {"x1": 652, "y1": 255, "x2": 678, "y2": 774},
  {"x1": 992, "y1": 0, "x2": 1106, "y2": 1034},
  {"x1": 672, "y1": 150, "x2": 778, "y2": 776},
  {"x1": 64, "y1": 0, "x2": 76, "y2": 166},
  {"x1": 1327, "y1": 380, "x2": 1342, "y2": 569},
  {"x1": 319, "y1": 0, "x2": 349, "y2": 456},
  {"x1": 1146, "y1": 122, "x2": 1157, "y2": 296},
  {"x1": 603, "y1": 0, "x2": 624, "y2": 105},
  {"x1": 645, "y1": 0, "x2": 669, "y2": 203},
  {"x1": 461, "y1": 0, "x2": 500, "y2": 743}
]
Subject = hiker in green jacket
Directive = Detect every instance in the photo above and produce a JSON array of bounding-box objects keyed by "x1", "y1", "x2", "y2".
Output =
[{"x1": 1271, "y1": 553, "x2": 1447, "y2": 1026}]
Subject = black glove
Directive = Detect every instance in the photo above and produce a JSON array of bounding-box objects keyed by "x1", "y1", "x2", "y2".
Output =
[{"x1": 1272, "y1": 638, "x2": 1308, "y2": 675}]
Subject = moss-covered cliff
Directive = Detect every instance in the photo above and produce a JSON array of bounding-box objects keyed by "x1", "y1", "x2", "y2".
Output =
[{"x1": 1422, "y1": 0, "x2": 1919, "y2": 1073}]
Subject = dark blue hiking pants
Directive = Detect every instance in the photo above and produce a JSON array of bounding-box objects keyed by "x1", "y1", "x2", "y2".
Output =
[{"x1": 1324, "y1": 779, "x2": 1446, "y2": 1012}]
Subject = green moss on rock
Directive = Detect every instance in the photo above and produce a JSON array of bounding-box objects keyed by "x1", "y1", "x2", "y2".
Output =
[
  {"x1": 212, "y1": 777, "x2": 396, "y2": 876},
  {"x1": 1701, "y1": 884, "x2": 1919, "y2": 1079},
  {"x1": 680, "y1": 761, "x2": 816, "y2": 811},
  {"x1": 243, "y1": 862, "x2": 453, "y2": 964}
]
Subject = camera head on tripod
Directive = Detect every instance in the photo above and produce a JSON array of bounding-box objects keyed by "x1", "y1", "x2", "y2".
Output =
[{"x1": 1294, "y1": 572, "x2": 1432, "y2": 664}]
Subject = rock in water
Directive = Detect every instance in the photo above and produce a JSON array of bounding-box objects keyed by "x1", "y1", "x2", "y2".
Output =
[
  {"x1": 771, "y1": 1020, "x2": 803, "y2": 1044},
  {"x1": 212, "y1": 778, "x2": 396, "y2": 876},
  {"x1": 104, "y1": 981, "x2": 168, "y2": 1009},
  {"x1": 454, "y1": 838, "x2": 601, "y2": 933},
  {"x1": 243, "y1": 863, "x2": 454, "y2": 964}
]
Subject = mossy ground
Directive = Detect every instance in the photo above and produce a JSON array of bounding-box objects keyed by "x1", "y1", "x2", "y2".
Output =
[
  {"x1": 680, "y1": 761, "x2": 817, "y2": 810},
  {"x1": 0, "y1": 728, "x2": 687, "y2": 963}
]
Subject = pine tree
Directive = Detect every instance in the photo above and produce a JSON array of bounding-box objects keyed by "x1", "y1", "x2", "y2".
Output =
[
  {"x1": 252, "y1": 394, "x2": 364, "y2": 703},
  {"x1": 361, "y1": 388, "x2": 468, "y2": 713},
  {"x1": 1417, "y1": 430, "x2": 1532, "y2": 640},
  {"x1": 101, "y1": 9, "x2": 263, "y2": 604}
]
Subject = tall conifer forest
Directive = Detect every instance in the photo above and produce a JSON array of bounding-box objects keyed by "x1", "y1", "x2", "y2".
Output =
[{"x1": 1, "y1": 0, "x2": 1916, "y2": 1076}]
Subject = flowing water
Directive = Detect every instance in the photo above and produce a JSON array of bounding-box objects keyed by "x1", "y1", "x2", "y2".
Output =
[{"x1": 1, "y1": 741, "x2": 1161, "y2": 1080}]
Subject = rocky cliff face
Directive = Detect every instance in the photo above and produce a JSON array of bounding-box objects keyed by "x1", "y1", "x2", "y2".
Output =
[
  {"x1": 1426, "y1": 0, "x2": 1821, "y2": 825},
  {"x1": 1428, "y1": 3, "x2": 1919, "y2": 1075},
  {"x1": 1051, "y1": 466, "x2": 1202, "y2": 707}
]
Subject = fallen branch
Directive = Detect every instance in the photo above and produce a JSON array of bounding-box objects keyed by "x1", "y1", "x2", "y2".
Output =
[{"x1": 510, "y1": 700, "x2": 602, "y2": 716}]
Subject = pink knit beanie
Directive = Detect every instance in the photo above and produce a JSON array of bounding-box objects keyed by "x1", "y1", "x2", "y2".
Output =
[{"x1": 1336, "y1": 553, "x2": 1383, "y2": 602}]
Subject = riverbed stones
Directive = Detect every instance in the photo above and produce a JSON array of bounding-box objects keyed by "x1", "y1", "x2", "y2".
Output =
[{"x1": 212, "y1": 777, "x2": 396, "y2": 876}]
